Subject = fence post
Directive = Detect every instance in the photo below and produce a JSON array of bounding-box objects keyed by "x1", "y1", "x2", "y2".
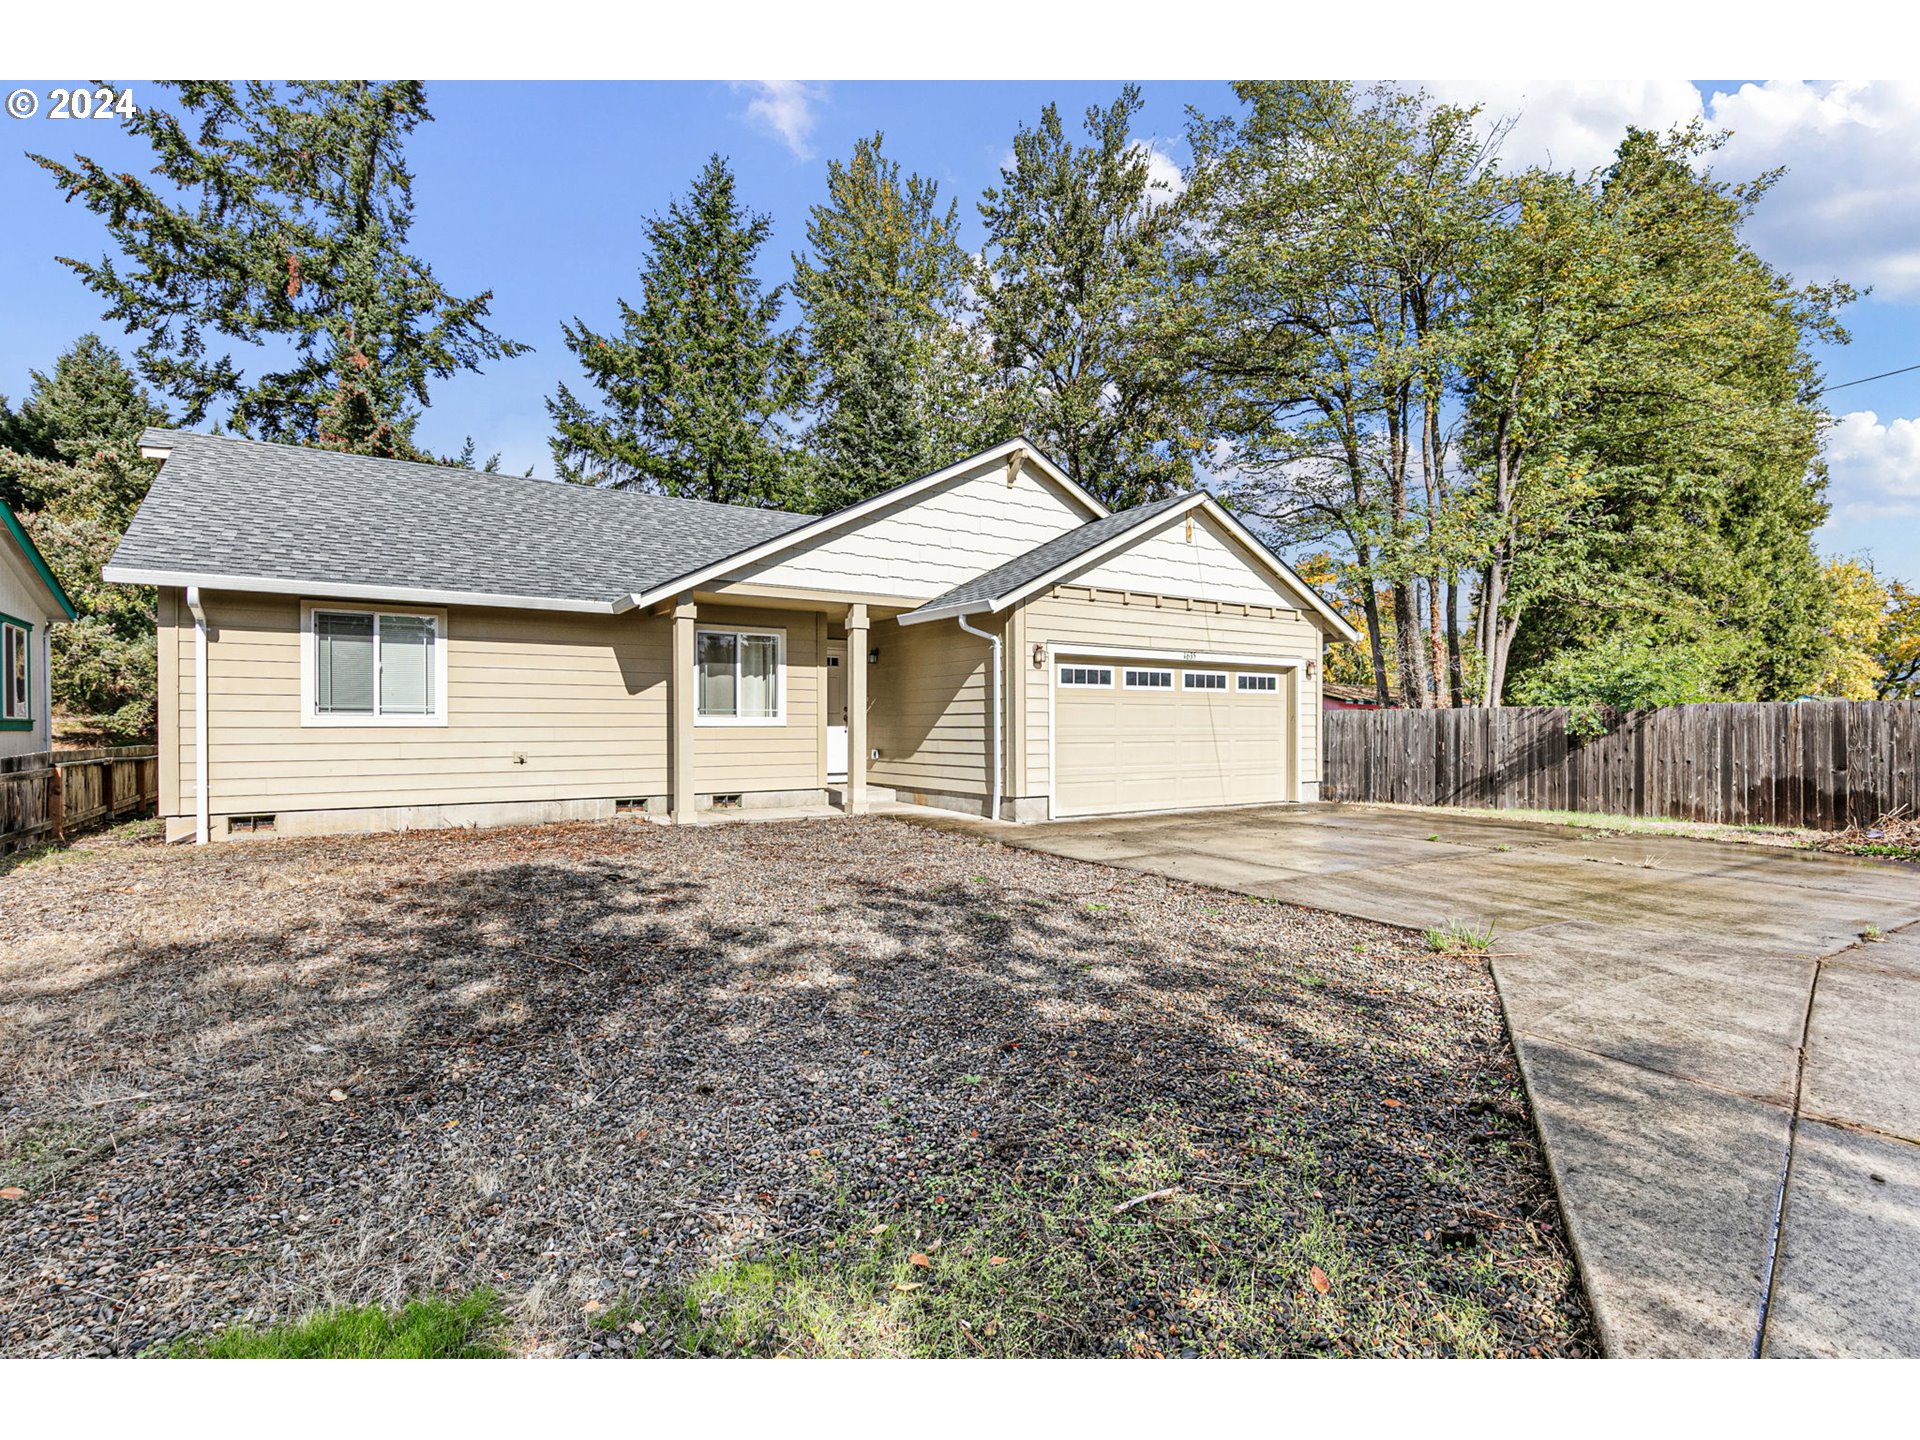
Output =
[{"x1": 49, "y1": 764, "x2": 64, "y2": 844}]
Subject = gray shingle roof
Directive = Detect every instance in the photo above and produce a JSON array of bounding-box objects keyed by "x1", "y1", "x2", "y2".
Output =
[
  {"x1": 107, "y1": 430, "x2": 815, "y2": 609},
  {"x1": 902, "y1": 492, "x2": 1195, "y2": 619}
]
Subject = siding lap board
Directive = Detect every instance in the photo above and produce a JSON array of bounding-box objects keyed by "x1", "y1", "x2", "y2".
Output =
[{"x1": 170, "y1": 590, "x2": 823, "y2": 820}]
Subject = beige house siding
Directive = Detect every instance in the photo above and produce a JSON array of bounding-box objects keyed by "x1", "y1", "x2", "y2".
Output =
[
  {"x1": 0, "y1": 535, "x2": 60, "y2": 756},
  {"x1": 1068, "y1": 509, "x2": 1311, "y2": 610},
  {"x1": 165, "y1": 589, "x2": 826, "y2": 834},
  {"x1": 158, "y1": 587, "x2": 182, "y2": 815},
  {"x1": 867, "y1": 612, "x2": 1000, "y2": 808},
  {"x1": 736, "y1": 455, "x2": 1093, "y2": 602},
  {"x1": 690, "y1": 603, "x2": 823, "y2": 795},
  {"x1": 1016, "y1": 586, "x2": 1325, "y2": 805}
]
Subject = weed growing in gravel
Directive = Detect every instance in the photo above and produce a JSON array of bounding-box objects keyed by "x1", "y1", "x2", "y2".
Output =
[
  {"x1": 1424, "y1": 920, "x2": 1496, "y2": 956},
  {"x1": 0, "y1": 1121, "x2": 107, "y2": 1194},
  {"x1": 166, "y1": 1288, "x2": 504, "y2": 1358}
]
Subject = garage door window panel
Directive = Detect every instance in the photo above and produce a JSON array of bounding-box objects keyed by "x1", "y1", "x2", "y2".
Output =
[
  {"x1": 1058, "y1": 665, "x2": 1113, "y2": 688},
  {"x1": 1183, "y1": 670, "x2": 1228, "y2": 690}
]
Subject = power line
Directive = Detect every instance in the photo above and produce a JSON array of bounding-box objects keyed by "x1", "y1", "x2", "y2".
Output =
[{"x1": 1825, "y1": 361, "x2": 1920, "y2": 393}]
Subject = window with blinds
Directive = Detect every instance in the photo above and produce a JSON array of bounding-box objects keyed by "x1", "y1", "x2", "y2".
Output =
[
  {"x1": 313, "y1": 610, "x2": 440, "y2": 720},
  {"x1": 696, "y1": 628, "x2": 784, "y2": 723}
]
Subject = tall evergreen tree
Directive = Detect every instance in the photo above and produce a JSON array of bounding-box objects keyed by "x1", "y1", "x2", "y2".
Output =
[
  {"x1": 32, "y1": 81, "x2": 526, "y2": 451},
  {"x1": 979, "y1": 86, "x2": 1200, "y2": 509},
  {"x1": 0, "y1": 336, "x2": 167, "y2": 741},
  {"x1": 548, "y1": 155, "x2": 806, "y2": 507},
  {"x1": 793, "y1": 134, "x2": 990, "y2": 510}
]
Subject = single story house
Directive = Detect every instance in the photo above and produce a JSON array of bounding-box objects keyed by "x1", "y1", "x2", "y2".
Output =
[
  {"x1": 1, "y1": 499, "x2": 79, "y2": 758},
  {"x1": 103, "y1": 431, "x2": 1358, "y2": 843}
]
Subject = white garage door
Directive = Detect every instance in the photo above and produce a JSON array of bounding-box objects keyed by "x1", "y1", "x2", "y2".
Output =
[{"x1": 1053, "y1": 659, "x2": 1294, "y2": 818}]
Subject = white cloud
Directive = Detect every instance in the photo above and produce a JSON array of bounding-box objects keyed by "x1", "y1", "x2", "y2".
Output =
[
  {"x1": 1419, "y1": 79, "x2": 1920, "y2": 297},
  {"x1": 1132, "y1": 139, "x2": 1186, "y2": 207},
  {"x1": 734, "y1": 81, "x2": 827, "y2": 160},
  {"x1": 1824, "y1": 409, "x2": 1920, "y2": 519},
  {"x1": 1421, "y1": 78, "x2": 1706, "y2": 176},
  {"x1": 1705, "y1": 81, "x2": 1920, "y2": 298}
]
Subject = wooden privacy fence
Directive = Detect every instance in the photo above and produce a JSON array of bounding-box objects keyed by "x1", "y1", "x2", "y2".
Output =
[
  {"x1": 1323, "y1": 701, "x2": 1920, "y2": 830},
  {"x1": 0, "y1": 745, "x2": 159, "y2": 853}
]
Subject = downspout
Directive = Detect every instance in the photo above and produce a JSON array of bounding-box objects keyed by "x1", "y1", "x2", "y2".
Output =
[
  {"x1": 186, "y1": 586, "x2": 209, "y2": 845},
  {"x1": 955, "y1": 614, "x2": 1002, "y2": 823}
]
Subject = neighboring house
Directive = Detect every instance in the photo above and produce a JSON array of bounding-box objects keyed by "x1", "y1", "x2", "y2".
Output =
[
  {"x1": 1323, "y1": 681, "x2": 1394, "y2": 711},
  {"x1": 103, "y1": 431, "x2": 1358, "y2": 843},
  {"x1": 1, "y1": 500, "x2": 78, "y2": 758}
]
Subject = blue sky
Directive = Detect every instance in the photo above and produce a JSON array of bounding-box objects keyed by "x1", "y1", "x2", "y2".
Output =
[{"x1": 1, "y1": 79, "x2": 1915, "y2": 580}]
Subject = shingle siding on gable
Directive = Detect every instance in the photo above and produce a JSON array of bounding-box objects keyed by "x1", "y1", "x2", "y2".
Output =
[
  {"x1": 1068, "y1": 510, "x2": 1300, "y2": 609},
  {"x1": 734, "y1": 456, "x2": 1093, "y2": 601}
]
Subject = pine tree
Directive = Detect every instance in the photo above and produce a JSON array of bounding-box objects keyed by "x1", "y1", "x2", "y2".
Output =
[
  {"x1": 793, "y1": 134, "x2": 991, "y2": 509},
  {"x1": 548, "y1": 155, "x2": 806, "y2": 507},
  {"x1": 0, "y1": 336, "x2": 167, "y2": 741},
  {"x1": 978, "y1": 86, "x2": 1200, "y2": 509},
  {"x1": 32, "y1": 81, "x2": 526, "y2": 449}
]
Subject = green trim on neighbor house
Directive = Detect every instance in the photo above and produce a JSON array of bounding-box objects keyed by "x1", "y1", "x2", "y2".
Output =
[
  {"x1": 0, "y1": 608, "x2": 34, "y2": 730},
  {"x1": 2, "y1": 502, "x2": 79, "y2": 620}
]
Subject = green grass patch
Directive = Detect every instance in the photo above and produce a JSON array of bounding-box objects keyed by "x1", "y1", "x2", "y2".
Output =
[
  {"x1": 1846, "y1": 841, "x2": 1920, "y2": 861},
  {"x1": 0, "y1": 1120, "x2": 107, "y2": 1194},
  {"x1": 167, "y1": 1288, "x2": 505, "y2": 1358},
  {"x1": 619, "y1": 1111, "x2": 1513, "y2": 1358}
]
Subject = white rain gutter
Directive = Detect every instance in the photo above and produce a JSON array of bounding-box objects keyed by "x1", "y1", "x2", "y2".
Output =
[
  {"x1": 955, "y1": 615, "x2": 1002, "y2": 823},
  {"x1": 186, "y1": 586, "x2": 209, "y2": 845}
]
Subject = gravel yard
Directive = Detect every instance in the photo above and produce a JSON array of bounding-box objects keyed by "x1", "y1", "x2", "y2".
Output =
[{"x1": 1, "y1": 816, "x2": 1593, "y2": 1357}]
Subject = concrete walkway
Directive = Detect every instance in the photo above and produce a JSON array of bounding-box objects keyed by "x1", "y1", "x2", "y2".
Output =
[{"x1": 976, "y1": 803, "x2": 1920, "y2": 1358}]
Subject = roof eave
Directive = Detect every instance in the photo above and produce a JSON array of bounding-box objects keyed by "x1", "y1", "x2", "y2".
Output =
[
  {"x1": 3, "y1": 505, "x2": 79, "y2": 620},
  {"x1": 621, "y1": 438, "x2": 1107, "y2": 613},
  {"x1": 896, "y1": 599, "x2": 995, "y2": 628},
  {"x1": 100, "y1": 565, "x2": 623, "y2": 616}
]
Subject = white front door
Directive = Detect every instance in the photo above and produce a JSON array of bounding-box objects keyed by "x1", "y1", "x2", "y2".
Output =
[{"x1": 826, "y1": 641, "x2": 849, "y2": 780}]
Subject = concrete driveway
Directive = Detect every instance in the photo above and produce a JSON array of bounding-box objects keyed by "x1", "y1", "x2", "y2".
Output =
[{"x1": 993, "y1": 803, "x2": 1920, "y2": 1358}]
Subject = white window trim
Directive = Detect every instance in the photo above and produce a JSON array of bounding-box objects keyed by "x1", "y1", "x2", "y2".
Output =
[
  {"x1": 1122, "y1": 666, "x2": 1174, "y2": 690},
  {"x1": 694, "y1": 625, "x2": 787, "y2": 727},
  {"x1": 299, "y1": 601, "x2": 449, "y2": 728},
  {"x1": 1183, "y1": 669, "x2": 1230, "y2": 690},
  {"x1": 1237, "y1": 672, "x2": 1280, "y2": 692},
  {"x1": 1057, "y1": 664, "x2": 1114, "y2": 688},
  {"x1": 1, "y1": 618, "x2": 29, "y2": 722}
]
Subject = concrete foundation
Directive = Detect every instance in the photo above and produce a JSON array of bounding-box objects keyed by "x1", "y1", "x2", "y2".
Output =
[{"x1": 165, "y1": 787, "x2": 839, "y2": 842}]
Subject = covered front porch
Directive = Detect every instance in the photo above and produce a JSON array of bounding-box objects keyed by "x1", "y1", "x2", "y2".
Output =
[{"x1": 659, "y1": 585, "x2": 1007, "y2": 826}]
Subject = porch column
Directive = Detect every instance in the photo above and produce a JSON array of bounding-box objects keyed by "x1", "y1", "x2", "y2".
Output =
[
  {"x1": 670, "y1": 595, "x2": 697, "y2": 824},
  {"x1": 844, "y1": 602, "x2": 869, "y2": 815}
]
